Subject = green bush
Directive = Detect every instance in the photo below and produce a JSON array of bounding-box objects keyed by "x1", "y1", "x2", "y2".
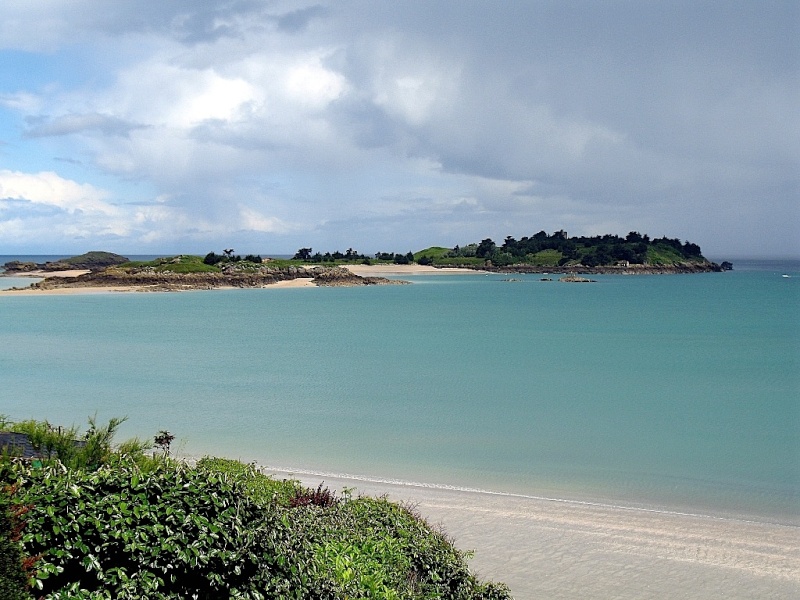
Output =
[
  {"x1": 1, "y1": 423, "x2": 511, "y2": 599},
  {"x1": 9, "y1": 416, "x2": 150, "y2": 471},
  {"x1": 195, "y1": 457, "x2": 301, "y2": 507},
  {"x1": 4, "y1": 459, "x2": 268, "y2": 599}
]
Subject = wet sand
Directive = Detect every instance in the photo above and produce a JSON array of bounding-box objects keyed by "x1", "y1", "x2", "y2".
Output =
[{"x1": 264, "y1": 469, "x2": 800, "y2": 599}]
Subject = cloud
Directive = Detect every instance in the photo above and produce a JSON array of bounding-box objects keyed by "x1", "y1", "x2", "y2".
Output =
[
  {"x1": 25, "y1": 113, "x2": 147, "y2": 138},
  {"x1": 238, "y1": 206, "x2": 289, "y2": 233},
  {"x1": 274, "y1": 5, "x2": 329, "y2": 34},
  {"x1": 0, "y1": 170, "x2": 115, "y2": 214},
  {"x1": 0, "y1": 92, "x2": 41, "y2": 113},
  {"x1": 0, "y1": 1, "x2": 796, "y2": 256}
]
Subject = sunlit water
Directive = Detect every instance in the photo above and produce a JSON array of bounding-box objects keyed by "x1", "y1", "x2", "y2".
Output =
[{"x1": 1, "y1": 258, "x2": 798, "y2": 524}]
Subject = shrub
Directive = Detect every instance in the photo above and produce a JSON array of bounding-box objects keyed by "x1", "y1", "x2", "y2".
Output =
[
  {"x1": 289, "y1": 482, "x2": 338, "y2": 509},
  {"x1": 2, "y1": 434, "x2": 512, "y2": 599},
  {"x1": 195, "y1": 457, "x2": 301, "y2": 507},
  {"x1": 4, "y1": 459, "x2": 268, "y2": 599},
  {"x1": 9, "y1": 416, "x2": 149, "y2": 471},
  {"x1": 203, "y1": 252, "x2": 224, "y2": 265}
]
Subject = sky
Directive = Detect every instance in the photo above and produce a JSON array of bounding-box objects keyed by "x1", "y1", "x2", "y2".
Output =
[{"x1": 0, "y1": 1, "x2": 797, "y2": 258}]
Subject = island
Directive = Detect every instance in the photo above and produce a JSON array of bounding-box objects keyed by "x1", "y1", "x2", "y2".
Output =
[
  {"x1": 1, "y1": 231, "x2": 730, "y2": 294},
  {"x1": 288, "y1": 230, "x2": 727, "y2": 274},
  {"x1": 1, "y1": 253, "x2": 408, "y2": 293},
  {"x1": 411, "y1": 231, "x2": 726, "y2": 274}
]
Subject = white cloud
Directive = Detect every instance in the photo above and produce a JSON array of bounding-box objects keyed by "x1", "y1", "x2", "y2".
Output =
[
  {"x1": 0, "y1": 170, "x2": 116, "y2": 214},
  {"x1": 284, "y1": 56, "x2": 348, "y2": 110},
  {"x1": 238, "y1": 206, "x2": 289, "y2": 233},
  {"x1": 0, "y1": 92, "x2": 41, "y2": 113},
  {"x1": 111, "y1": 63, "x2": 255, "y2": 128}
]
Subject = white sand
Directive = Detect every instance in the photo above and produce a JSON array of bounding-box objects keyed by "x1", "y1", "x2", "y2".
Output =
[
  {"x1": 17, "y1": 269, "x2": 91, "y2": 278},
  {"x1": 265, "y1": 277, "x2": 316, "y2": 288},
  {"x1": 262, "y1": 469, "x2": 800, "y2": 599}
]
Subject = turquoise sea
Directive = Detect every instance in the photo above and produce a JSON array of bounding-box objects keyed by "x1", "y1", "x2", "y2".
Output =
[{"x1": 1, "y1": 258, "x2": 798, "y2": 525}]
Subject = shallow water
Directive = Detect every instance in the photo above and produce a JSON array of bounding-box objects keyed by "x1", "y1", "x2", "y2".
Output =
[{"x1": 1, "y1": 259, "x2": 798, "y2": 525}]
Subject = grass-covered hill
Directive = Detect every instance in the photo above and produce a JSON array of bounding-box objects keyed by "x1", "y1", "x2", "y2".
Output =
[
  {"x1": 44, "y1": 251, "x2": 131, "y2": 271},
  {"x1": 0, "y1": 417, "x2": 510, "y2": 599}
]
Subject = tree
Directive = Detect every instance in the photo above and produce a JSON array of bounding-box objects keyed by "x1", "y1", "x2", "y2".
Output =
[
  {"x1": 154, "y1": 431, "x2": 175, "y2": 457},
  {"x1": 626, "y1": 231, "x2": 643, "y2": 243},
  {"x1": 203, "y1": 252, "x2": 224, "y2": 265},
  {"x1": 476, "y1": 238, "x2": 496, "y2": 258},
  {"x1": 682, "y1": 241, "x2": 702, "y2": 257},
  {"x1": 293, "y1": 248, "x2": 312, "y2": 260}
]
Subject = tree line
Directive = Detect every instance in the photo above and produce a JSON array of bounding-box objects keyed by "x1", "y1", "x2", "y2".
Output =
[
  {"x1": 293, "y1": 248, "x2": 415, "y2": 264},
  {"x1": 445, "y1": 231, "x2": 704, "y2": 267}
]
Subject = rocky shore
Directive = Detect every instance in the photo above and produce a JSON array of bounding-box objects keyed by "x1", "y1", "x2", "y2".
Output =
[{"x1": 10, "y1": 264, "x2": 408, "y2": 293}]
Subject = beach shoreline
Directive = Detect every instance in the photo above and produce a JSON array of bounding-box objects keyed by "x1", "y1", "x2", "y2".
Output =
[{"x1": 254, "y1": 466, "x2": 799, "y2": 599}]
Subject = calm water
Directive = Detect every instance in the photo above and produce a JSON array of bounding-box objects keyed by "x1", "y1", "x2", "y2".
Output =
[{"x1": 1, "y1": 258, "x2": 798, "y2": 524}]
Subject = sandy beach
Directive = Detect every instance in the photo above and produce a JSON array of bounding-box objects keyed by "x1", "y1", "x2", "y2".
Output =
[{"x1": 259, "y1": 469, "x2": 799, "y2": 599}]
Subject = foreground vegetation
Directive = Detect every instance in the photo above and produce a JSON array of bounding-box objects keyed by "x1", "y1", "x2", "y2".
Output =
[{"x1": 0, "y1": 417, "x2": 510, "y2": 599}]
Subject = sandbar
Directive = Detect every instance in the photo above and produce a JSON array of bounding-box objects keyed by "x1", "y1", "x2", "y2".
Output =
[
  {"x1": 10, "y1": 269, "x2": 92, "y2": 278},
  {"x1": 261, "y1": 468, "x2": 799, "y2": 599}
]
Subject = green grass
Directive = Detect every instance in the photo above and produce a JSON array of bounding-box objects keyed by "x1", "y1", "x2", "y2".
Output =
[
  {"x1": 120, "y1": 255, "x2": 220, "y2": 273},
  {"x1": 526, "y1": 249, "x2": 563, "y2": 266},
  {"x1": 413, "y1": 247, "x2": 452, "y2": 261},
  {"x1": 646, "y1": 245, "x2": 689, "y2": 265}
]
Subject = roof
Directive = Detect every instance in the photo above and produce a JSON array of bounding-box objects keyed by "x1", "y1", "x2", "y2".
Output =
[{"x1": 0, "y1": 432, "x2": 39, "y2": 459}]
